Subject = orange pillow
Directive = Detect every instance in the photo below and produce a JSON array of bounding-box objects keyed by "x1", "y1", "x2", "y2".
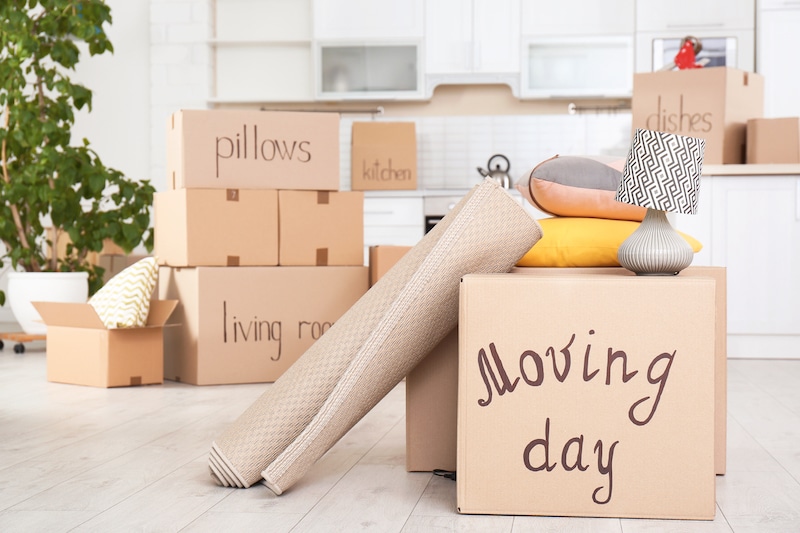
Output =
[{"x1": 517, "y1": 155, "x2": 646, "y2": 222}]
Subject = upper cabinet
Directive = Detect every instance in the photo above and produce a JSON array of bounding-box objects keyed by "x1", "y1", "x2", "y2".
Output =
[
  {"x1": 634, "y1": 0, "x2": 755, "y2": 72},
  {"x1": 757, "y1": 0, "x2": 800, "y2": 117},
  {"x1": 520, "y1": 0, "x2": 634, "y2": 98},
  {"x1": 313, "y1": 0, "x2": 424, "y2": 39},
  {"x1": 424, "y1": 0, "x2": 521, "y2": 96},
  {"x1": 314, "y1": 0, "x2": 424, "y2": 100},
  {"x1": 211, "y1": 0, "x2": 314, "y2": 103}
]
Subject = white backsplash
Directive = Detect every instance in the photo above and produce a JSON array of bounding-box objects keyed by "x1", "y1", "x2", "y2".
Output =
[{"x1": 339, "y1": 112, "x2": 633, "y2": 191}]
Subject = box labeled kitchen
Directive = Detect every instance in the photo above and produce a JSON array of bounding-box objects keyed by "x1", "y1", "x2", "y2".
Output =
[
  {"x1": 351, "y1": 122, "x2": 417, "y2": 191},
  {"x1": 278, "y1": 190, "x2": 364, "y2": 266},
  {"x1": 457, "y1": 272, "x2": 716, "y2": 519},
  {"x1": 746, "y1": 117, "x2": 800, "y2": 164},
  {"x1": 154, "y1": 188, "x2": 278, "y2": 267},
  {"x1": 33, "y1": 300, "x2": 178, "y2": 388},
  {"x1": 166, "y1": 109, "x2": 340, "y2": 190},
  {"x1": 631, "y1": 67, "x2": 764, "y2": 164},
  {"x1": 405, "y1": 267, "x2": 727, "y2": 477},
  {"x1": 158, "y1": 265, "x2": 368, "y2": 385}
]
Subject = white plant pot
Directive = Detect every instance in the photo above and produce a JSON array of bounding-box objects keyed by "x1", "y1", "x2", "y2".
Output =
[{"x1": 7, "y1": 271, "x2": 89, "y2": 335}]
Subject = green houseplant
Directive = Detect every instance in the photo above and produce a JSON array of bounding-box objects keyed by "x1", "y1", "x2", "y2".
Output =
[{"x1": 0, "y1": 0, "x2": 155, "y2": 307}]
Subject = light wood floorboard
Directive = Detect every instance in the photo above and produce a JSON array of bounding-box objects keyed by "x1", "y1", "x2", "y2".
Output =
[{"x1": 0, "y1": 344, "x2": 798, "y2": 532}]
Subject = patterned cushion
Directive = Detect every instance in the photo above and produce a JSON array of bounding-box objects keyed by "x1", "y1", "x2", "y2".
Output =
[{"x1": 88, "y1": 257, "x2": 158, "y2": 328}]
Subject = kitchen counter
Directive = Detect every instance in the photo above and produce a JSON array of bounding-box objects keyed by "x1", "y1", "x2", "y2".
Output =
[{"x1": 702, "y1": 164, "x2": 800, "y2": 175}]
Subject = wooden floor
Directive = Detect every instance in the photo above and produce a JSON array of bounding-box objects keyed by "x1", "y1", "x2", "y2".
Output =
[{"x1": 1, "y1": 341, "x2": 799, "y2": 532}]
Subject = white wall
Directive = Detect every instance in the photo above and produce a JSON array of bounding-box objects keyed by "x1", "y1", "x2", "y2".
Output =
[{"x1": 71, "y1": 0, "x2": 151, "y2": 186}]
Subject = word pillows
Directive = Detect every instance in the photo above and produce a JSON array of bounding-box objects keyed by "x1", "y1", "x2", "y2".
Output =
[
  {"x1": 517, "y1": 155, "x2": 646, "y2": 221},
  {"x1": 88, "y1": 256, "x2": 158, "y2": 328}
]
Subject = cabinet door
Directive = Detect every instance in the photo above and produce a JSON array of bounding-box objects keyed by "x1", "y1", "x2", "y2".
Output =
[
  {"x1": 521, "y1": 0, "x2": 634, "y2": 36},
  {"x1": 710, "y1": 177, "x2": 800, "y2": 335},
  {"x1": 636, "y1": 0, "x2": 755, "y2": 31},
  {"x1": 472, "y1": 0, "x2": 520, "y2": 73},
  {"x1": 313, "y1": 0, "x2": 424, "y2": 39},
  {"x1": 757, "y1": 8, "x2": 800, "y2": 117},
  {"x1": 425, "y1": 0, "x2": 474, "y2": 73}
]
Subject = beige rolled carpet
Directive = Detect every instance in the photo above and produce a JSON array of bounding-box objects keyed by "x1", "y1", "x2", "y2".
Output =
[{"x1": 209, "y1": 178, "x2": 543, "y2": 494}]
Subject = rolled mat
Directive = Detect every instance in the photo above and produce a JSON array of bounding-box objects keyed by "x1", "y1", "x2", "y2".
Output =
[{"x1": 209, "y1": 178, "x2": 543, "y2": 494}]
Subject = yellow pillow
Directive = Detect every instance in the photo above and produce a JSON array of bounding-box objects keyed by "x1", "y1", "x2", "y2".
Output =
[
  {"x1": 517, "y1": 217, "x2": 702, "y2": 268},
  {"x1": 88, "y1": 256, "x2": 159, "y2": 328}
]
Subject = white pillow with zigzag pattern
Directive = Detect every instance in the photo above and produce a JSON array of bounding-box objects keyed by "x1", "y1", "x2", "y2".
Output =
[{"x1": 89, "y1": 256, "x2": 159, "y2": 328}]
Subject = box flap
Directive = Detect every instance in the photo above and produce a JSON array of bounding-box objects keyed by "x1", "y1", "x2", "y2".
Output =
[
  {"x1": 146, "y1": 300, "x2": 179, "y2": 327},
  {"x1": 32, "y1": 302, "x2": 106, "y2": 329}
]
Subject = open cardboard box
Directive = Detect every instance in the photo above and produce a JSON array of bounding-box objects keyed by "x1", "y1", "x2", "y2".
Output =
[{"x1": 34, "y1": 300, "x2": 178, "y2": 388}]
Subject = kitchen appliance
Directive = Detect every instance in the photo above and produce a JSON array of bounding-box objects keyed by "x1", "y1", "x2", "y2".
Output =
[
  {"x1": 652, "y1": 36, "x2": 737, "y2": 70},
  {"x1": 477, "y1": 154, "x2": 513, "y2": 189}
]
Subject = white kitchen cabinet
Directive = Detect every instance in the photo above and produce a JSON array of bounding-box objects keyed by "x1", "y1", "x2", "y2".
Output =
[
  {"x1": 634, "y1": 0, "x2": 755, "y2": 72},
  {"x1": 636, "y1": 0, "x2": 755, "y2": 32},
  {"x1": 520, "y1": 1, "x2": 633, "y2": 98},
  {"x1": 674, "y1": 170, "x2": 800, "y2": 358},
  {"x1": 424, "y1": 0, "x2": 521, "y2": 95},
  {"x1": 521, "y1": 0, "x2": 634, "y2": 37},
  {"x1": 313, "y1": 0, "x2": 424, "y2": 40},
  {"x1": 211, "y1": 0, "x2": 313, "y2": 103},
  {"x1": 363, "y1": 196, "x2": 424, "y2": 263},
  {"x1": 756, "y1": 2, "x2": 800, "y2": 117}
]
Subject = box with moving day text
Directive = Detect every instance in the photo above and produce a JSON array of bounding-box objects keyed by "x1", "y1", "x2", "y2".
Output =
[{"x1": 457, "y1": 272, "x2": 717, "y2": 519}]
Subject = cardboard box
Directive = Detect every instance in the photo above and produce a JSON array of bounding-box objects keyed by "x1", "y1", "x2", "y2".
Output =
[
  {"x1": 278, "y1": 190, "x2": 364, "y2": 266},
  {"x1": 158, "y1": 265, "x2": 368, "y2": 385},
  {"x1": 746, "y1": 117, "x2": 800, "y2": 164},
  {"x1": 406, "y1": 328, "x2": 458, "y2": 472},
  {"x1": 33, "y1": 300, "x2": 178, "y2": 388},
  {"x1": 457, "y1": 272, "x2": 717, "y2": 519},
  {"x1": 351, "y1": 122, "x2": 417, "y2": 191},
  {"x1": 98, "y1": 254, "x2": 148, "y2": 284},
  {"x1": 405, "y1": 267, "x2": 727, "y2": 478},
  {"x1": 166, "y1": 109, "x2": 340, "y2": 191},
  {"x1": 631, "y1": 67, "x2": 764, "y2": 164},
  {"x1": 368, "y1": 245, "x2": 411, "y2": 286},
  {"x1": 154, "y1": 188, "x2": 278, "y2": 267}
]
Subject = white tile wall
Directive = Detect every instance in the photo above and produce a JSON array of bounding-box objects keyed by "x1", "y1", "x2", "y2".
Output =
[
  {"x1": 339, "y1": 113, "x2": 633, "y2": 191},
  {"x1": 149, "y1": 0, "x2": 214, "y2": 192}
]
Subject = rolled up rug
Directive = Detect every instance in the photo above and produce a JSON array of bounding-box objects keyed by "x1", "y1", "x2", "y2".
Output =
[{"x1": 209, "y1": 178, "x2": 543, "y2": 493}]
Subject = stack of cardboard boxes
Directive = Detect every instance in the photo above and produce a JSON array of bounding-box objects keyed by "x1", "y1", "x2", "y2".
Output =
[{"x1": 156, "y1": 109, "x2": 368, "y2": 385}]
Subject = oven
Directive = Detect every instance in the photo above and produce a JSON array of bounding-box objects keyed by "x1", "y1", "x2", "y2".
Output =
[{"x1": 423, "y1": 195, "x2": 464, "y2": 234}]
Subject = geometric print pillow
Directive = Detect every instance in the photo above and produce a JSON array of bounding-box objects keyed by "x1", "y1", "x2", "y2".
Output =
[{"x1": 88, "y1": 256, "x2": 158, "y2": 328}]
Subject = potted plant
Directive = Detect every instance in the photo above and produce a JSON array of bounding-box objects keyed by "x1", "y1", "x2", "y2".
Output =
[{"x1": 0, "y1": 0, "x2": 155, "y2": 332}]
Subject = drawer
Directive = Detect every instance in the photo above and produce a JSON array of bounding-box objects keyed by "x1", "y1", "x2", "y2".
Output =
[{"x1": 363, "y1": 197, "x2": 423, "y2": 226}]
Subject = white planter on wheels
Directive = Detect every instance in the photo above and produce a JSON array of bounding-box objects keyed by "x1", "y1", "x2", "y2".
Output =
[{"x1": 7, "y1": 271, "x2": 89, "y2": 335}]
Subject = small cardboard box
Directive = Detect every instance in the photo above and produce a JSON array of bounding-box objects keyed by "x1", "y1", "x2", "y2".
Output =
[
  {"x1": 406, "y1": 267, "x2": 727, "y2": 477},
  {"x1": 278, "y1": 190, "x2": 364, "y2": 266},
  {"x1": 351, "y1": 122, "x2": 417, "y2": 191},
  {"x1": 154, "y1": 188, "x2": 278, "y2": 267},
  {"x1": 368, "y1": 245, "x2": 412, "y2": 286},
  {"x1": 98, "y1": 254, "x2": 148, "y2": 284},
  {"x1": 457, "y1": 272, "x2": 717, "y2": 519},
  {"x1": 158, "y1": 265, "x2": 368, "y2": 385},
  {"x1": 34, "y1": 300, "x2": 178, "y2": 388},
  {"x1": 631, "y1": 67, "x2": 764, "y2": 164},
  {"x1": 167, "y1": 109, "x2": 340, "y2": 190},
  {"x1": 746, "y1": 117, "x2": 800, "y2": 164}
]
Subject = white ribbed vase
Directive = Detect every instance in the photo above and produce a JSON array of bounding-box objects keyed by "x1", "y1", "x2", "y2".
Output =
[{"x1": 617, "y1": 208, "x2": 694, "y2": 276}]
